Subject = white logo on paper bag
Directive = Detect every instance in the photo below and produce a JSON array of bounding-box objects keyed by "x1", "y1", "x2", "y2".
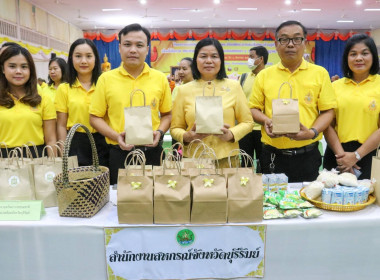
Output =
[
  {"x1": 8, "y1": 176, "x2": 20, "y2": 187},
  {"x1": 45, "y1": 171, "x2": 55, "y2": 182}
]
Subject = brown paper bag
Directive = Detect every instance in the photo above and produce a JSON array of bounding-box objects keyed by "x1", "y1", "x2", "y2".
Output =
[
  {"x1": 117, "y1": 151, "x2": 153, "y2": 224},
  {"x1": 124, "y1": 89, "x2": 153, "y2": 145},
  {"x1": 371, "y1": 145, "x2": 380, "y2": 206},
  {"x1": 272, "y1": 82, "x2": 300, "y2": 134},
  {"x1": 154, "y1": 161, "x2": 191, "y2": 224},
  {"x1": 0, "y1": 150, "x2": 35, "y2": 200},
  {"x1": 195, "y1": 81, "x2": 223, "y2": 135},
  {"x1": 191, "y1": 169, "x2": 227, "y2": 224},
  {"x1": 32, "y1": 146, "x2": 62, "y2": 207},
  {"x1": 56, "y1": 141, "x2": 78, "y2": 169}
]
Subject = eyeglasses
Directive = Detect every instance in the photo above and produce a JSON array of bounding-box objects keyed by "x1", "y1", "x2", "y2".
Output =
[{"x1": 277, "y1": 37, "x2": 304, "y2": 45}]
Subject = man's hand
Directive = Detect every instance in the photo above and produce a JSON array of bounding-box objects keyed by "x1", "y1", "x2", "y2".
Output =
[
  {"x1": 117, "y1": 132, "x2": 134, "y2": 151},
  {"x1": 145, "y1": 130, "x2": 161, "y2": 147},
  {"x1": 285, "y1": 123, "x2": 314, "y2": 141}
]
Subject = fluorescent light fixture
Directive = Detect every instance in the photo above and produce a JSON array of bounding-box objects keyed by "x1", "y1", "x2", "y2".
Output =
[
  {"x1": 228, "y1": 19, "x2": 246, "y2": 22},
  {"x1": 102, "y1": 8, "x2": 122, "y2": 12},
  {"x1": 355, "y1": 0, "x2": 362, "y2": 5},
  {"x1": 336, "y1": 20, "x2": 354, "y2": 23},
  {"x1": 214, "y1": 0, "x2": 221, "y2": 4},
  {"x1": 301, "y1": 8, "x2": 321, "y2": 11},
  {"x1": 172, "y1": 19, "x2": 190, "y2": 22},
  {"x1": 139, "y1": 0, "x2": 147, "y2": 4},
  {"x1": 364, "y1": 8, "x2": 380, "y2": 11},
  {"x1": 237, "y1": 8, "x2": 258, "y2": 11},
  {"x1": 285, "y1": 0, "x2": 291, "y2": 5}
]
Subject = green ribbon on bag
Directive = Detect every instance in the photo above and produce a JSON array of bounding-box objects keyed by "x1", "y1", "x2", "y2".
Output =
[
  {"x1": 203, "y1": 178, "x2": 214, "y2": 188},
  {"x1": 240, "y1": 176, "x2": 249, "y2": 186},
  {"x1": 167, "y1": 180, "x2": 177, "y2": 189},
  {"x1": 131, "y1": 181, "x2": 142, "y2": 190}
]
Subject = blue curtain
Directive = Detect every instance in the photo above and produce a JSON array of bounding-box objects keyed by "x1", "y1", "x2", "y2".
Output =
[
  {"x1": 315, "y1": 39, "x2": 346, "y2": 78},
  {"x1": 93, "y1": 39, "x2": 151, "y2": 70}
]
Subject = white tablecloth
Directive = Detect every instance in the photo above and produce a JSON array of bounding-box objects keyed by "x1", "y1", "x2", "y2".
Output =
[{"x1": 1, "y1": 184, "x2": 380, "y2": 280}]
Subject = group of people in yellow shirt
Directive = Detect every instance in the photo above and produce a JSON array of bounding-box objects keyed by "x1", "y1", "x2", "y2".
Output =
[{"x1": 0, "y1": 20, "x2": 379, "y2": 185}]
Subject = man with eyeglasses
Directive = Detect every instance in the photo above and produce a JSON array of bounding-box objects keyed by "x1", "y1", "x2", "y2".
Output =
[{"x1": 249, "y1": 20, "x2": 337, "y2": 182}]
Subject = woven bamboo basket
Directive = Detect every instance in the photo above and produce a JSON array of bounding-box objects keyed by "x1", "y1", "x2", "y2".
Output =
[{"x1": 300, "y1": 187, "x2": 376, "y2": 212}]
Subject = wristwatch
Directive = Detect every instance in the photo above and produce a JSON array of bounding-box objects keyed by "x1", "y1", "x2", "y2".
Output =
[
  {"x1": 310, "y1": 128, "x2": 319, "y2": 140},
  {"x1": 354, "y1": 151, "x2": 361, "y2": 161},
  {"x1": 156, "y1": 129, "x2": 165, "y2": 140}
]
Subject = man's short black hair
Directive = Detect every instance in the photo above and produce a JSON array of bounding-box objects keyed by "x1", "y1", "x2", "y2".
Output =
[
  {"x1": 249, "y1": 46, "x2": 269, "y2": 65},
  {"x1": 118, "y1": 23, "x2": 151, "y2": 45},
  {"x1": 275, "y1": 20, "x2": 307, "y2": 39}
]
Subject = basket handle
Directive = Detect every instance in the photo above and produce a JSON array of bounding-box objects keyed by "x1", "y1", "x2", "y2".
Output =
[
  {"x1": 62, "y1": 123, "x2": 100, "y2": 185},
  {"x1": 129, "y1": 89, "x2": 146, "y2": 107},
  {"x1": 202, "y1": 81, "x2": 216, "y2": 96},
  {"x1": 277, "y1": 82, "x2": 293, "y2": 99}
]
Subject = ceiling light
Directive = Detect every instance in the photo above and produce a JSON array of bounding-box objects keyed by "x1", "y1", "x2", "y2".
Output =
[
  {"x1": 364, "y1": 8, "x2": 380, "y2": 11},
  {"x1": 228, "y1": 19, "x2": 246, "y2": 22},
  {"x1": 139, "y1": 0, "x2": 147, "y2": 4},
  {"x1": 172, "y1": 19, "x2": 190, "y2": 22},
  {"x1": 214, "y1": 0, "x2": 221, "y2": 4},
  {"x1": 285, "y1": 0, "x2": 291, "y2": 5},
  {"x1": 355, "y1": 0, "x2": 362, "y2": 5},
  {"x1": 336, "y1": 20, "x2": 354, "y2": 23},
  {"x1": 237, "y1": 8, "x2": 258, "y2": 11},
  {"x1": 102, "y1": 8, "x2": 122, "y2": 12},
  {"x1": 301, "y1": 8, "x2": 321, "y2": 11}
]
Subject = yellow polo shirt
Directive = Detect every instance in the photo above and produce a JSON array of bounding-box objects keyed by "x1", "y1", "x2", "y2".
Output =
[
  {"x1": 42, "y1": 84, "x2": 57, "y2": 102},
  {"x1": 90, "y1": 63, "x2": 172, "y2": 145},
  {"x1": 171, "y1": 78, "x2": 254, "y2": 159},
  {"x1": 249, "y1": 59, "x2": 337, "y2": 149},
  {"x1": 55, "y1": 80, "x2": 97, "y2": 133},
  {"x1": 333, "y1": 75, "x2": 380, "y2": 144},
  {"x1": 0, "y1": 93, "x2": 56, "y2": 147},
  {"x1": 239, "y1": 72, "x2": 261, "y2": 131}
]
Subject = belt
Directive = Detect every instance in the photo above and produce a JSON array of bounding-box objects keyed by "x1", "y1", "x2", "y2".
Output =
[{"x1": 263, "y1": 142, "x2": 318, "y2": 156}]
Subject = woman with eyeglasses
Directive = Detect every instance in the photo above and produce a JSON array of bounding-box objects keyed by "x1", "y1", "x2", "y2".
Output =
[
  {"x1": 170, "y1": 38, "x2": 253, "y2": 167},
  {"x1": 323, "y1": 34, "x2": 380, "y2": 179}
]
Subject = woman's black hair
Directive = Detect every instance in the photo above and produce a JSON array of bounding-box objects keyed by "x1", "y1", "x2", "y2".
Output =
[
  {"x1": 67, "y1": 38, "x2": 101, "y2": 87},
  {"x1": 342, "y1": 33, "x2": 379, "y2": 78},
  {"x1": 191, "y1": 38, "x2": 227, "y2": 80},
  {"x1": 48, "y1": 57, "x2": 68, "y2": 86}
]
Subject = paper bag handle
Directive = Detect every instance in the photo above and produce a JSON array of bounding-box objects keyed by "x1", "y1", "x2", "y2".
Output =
[
  {"x1": 0, "y1": 142, "x2": 9, "y2": 159},
  {"x1": 376, "y1": 144, "x2": 380, "y2": 158},
  {"x1": 129, "y1": 89, "x2": 147, "y2": 107},
  {"x1": 227, "y1": 149, "x2": 255, "y2": 172},
  {"x1": 277, "y1": 82, "x2": 293, "y2": 99},
  {"x1": 41, "y1": 145, "x2": 56, "y2": 164},
  {"x1": 62, "y1": 123, "x2": 101, "y2": 185},
  {"x1": 202, "y1": 81, "x2": 216, "y2": 96},
  {"x1": 23, "y1": 141, "x2": 39, "y2": 158},
  {"x1": 124, "y1": 149, "x2": 146, "y2": 175},
  {"x1": 197, "y1": 146, "x2": 220, "y2": 174},
  {"x1": 161, "y1": 153, "x2": 182, "y2": 175}
]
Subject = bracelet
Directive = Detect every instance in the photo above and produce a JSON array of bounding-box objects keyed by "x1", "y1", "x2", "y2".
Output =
[
  {"x1": 156, "y1": 129, "x2": 164, "y2": 139},
  {"x1": 310, "y1": 128, "x2": 319, "y2": 140}
]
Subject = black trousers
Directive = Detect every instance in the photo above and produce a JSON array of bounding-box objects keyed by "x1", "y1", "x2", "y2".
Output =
[
  {"x1": 261, "y1": 143, "x2": 321, "y2": 183},
  {"x1": 109, "y1": 144, "x2": 163, "y2": 185},
  {"x1": 239, "y1": 130, "x2": 262, "y2": 171},
  {"x1": 323, "y1": 141, "x2": 376, "y2": 179},
  {"x1": 69, "y1": 132, "x2": 109, "y2": 167},
  {"x1": 1, "y1": 144, "x2": 44, "y2": 158}
]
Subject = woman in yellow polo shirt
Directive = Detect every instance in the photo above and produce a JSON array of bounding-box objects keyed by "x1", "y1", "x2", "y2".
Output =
[
  {"x1": 323, "y1": 34, "x2": 380, "y2": 179},
  {"x1": 0, "y1": 44, "x2": 56, "y2": 157},
  {"x1": 42, "y1": 57, "x2": 68, "y2": 102},
  {"x1": 171, "y1": 57, "x2": 193, "y2": 102},
  {"x1": 170, "y1": 38, "x2": 253, "y2": 167},
  {"x1": 55, "y1": 38, "x2": 109, "y2": 167}
]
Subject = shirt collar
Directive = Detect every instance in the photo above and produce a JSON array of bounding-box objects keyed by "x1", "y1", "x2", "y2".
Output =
[
  {"x1": 73, "y1": 78, "x2": 95, "y2": 91},
  {"x1": 119, "y1": 62, "x2": 150, "y2": 78},
  {"x1": 344, "y1": 74, "x2": 376, "y2": 85},
  {"x1": 277, "y1": 58, "x2": 308, "y2": 71}
]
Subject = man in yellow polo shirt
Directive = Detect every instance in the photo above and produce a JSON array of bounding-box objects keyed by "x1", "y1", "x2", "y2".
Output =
[
  {"x1": 239, "y1": 46, "x2": 268, "y2": 171},
  {"x1": 249, "y1": 20, "x2": 337, "y2": 182},
  {"x1": 90, "y1": 23, "x2": 172, "y2": 185}
]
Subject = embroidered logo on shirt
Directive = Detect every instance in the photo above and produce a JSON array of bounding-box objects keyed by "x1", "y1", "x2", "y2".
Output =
[
  {"x1": 369, "y1": 100, "x2": 377, "y2": 111},
  {"x1": 151, "y1": 98, "x2": 157, "y2": 110},
  {"x1": 304, "y1": 92, "x2": 313, "y2": 104}
]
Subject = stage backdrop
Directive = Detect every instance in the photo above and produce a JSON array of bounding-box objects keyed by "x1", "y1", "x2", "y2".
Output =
[{"x1": 151, "y1": 40, "x2": 315, "y2": 79}]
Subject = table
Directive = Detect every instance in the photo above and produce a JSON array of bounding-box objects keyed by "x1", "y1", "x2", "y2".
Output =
[{"x1": 1, "y1": 184, "x2": 380, "y2": 280}]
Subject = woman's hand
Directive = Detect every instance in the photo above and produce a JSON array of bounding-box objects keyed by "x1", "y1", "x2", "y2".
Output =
[
  {"x1": 117, "y1": 132, "x2": 135, "y2": 151},
  {"x1": 217, "y1": 124, "x2": 234, "y2": 142},
  {"x1": 183, "y1": 123, "x2": 210, "y2": 144}
]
